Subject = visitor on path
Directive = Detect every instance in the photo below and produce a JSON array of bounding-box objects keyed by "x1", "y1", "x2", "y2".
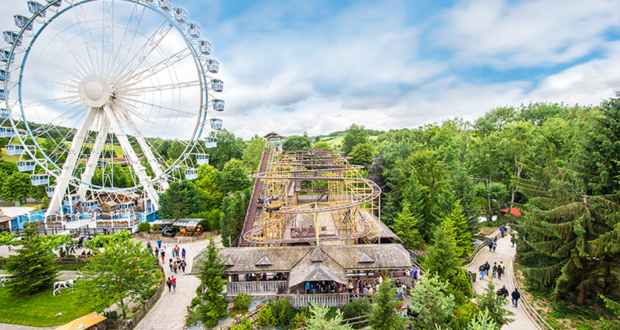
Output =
[
  {"x1": 182, "y1": 248, "x2": 186, "y2": 259},
  {"x1": 169, "y1": 258, "x2": 173, "y2": 272},
  {"x1": 492, "y1": 241, "x2": 497, "y2": 252},
  {"x1": 155, "y1": 247, "x2": 159, "y2": 257},
  {"x1": 146, "y1": 241, "x2": 151, "y2": 250},
  {"x1": 157, "y1": 239, "x2": 162, "y2": 249},
  {"x1": 511, "y1": 288, "x2": 521, "y2": 307},
  {"x1": 500, "y1": 225, "x2": 505, "y2": 238},
  {"x1": 161, "y1": 251, "x2": 165, "y2": 263},
  {"x1": 412, "y1": 268, "x2": 419, "y2": 280},
  {"x1": 484, "y1": 261, "x2": 490, "y2": 275},
  {"x1": 479, "y1": 264, "x2": 486, "y2": 280},
  {"x1": 166, "y1": 277, "x2": 172, "y2": 292},
  {"x1": 173, "y1": 260, "x2": 178, "y2": 274},
  {"x1": 488, "y1": 240, "x2": 493, "y2": 251},
  {"x1": 171, "y1": 276, "x2": 177, "y2": 293},
  {"x1": 497, "y1": 285, "x2": 509, "y2": 303},
  {"x1": 497, "y1": 263, "x2": 505, "y2": 280},
  {"x1": 492, "y1": 263, "x2": 498, "y2": 278},
  {"x1": 511, "y1": 237, "x2": 515, "y2": 247},
  {"x1": 163, "y1": 242, "x2": 167, "y2": 251}
]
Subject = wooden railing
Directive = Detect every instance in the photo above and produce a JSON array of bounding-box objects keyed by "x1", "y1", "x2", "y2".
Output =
[
  {"x1": 509, "y1": 259, "x2": 553, "y2": 330},
  {"x1": 286, "y1": 293, "x2": 350, "y2": 308},
  {"x1": 226, "y1": 281, "x2": 287, "y2": 295}
]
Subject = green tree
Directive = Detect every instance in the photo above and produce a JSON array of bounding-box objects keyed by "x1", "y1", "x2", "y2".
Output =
[
  {"x1": 222, "y1": 159, "x2": 252, "y2": 193},
  {"x1": 342, "y1": 123, "x2": 369, "y2": 155},
  {"x1": 220, "y1": 187, "x2": 251, "y2": 247},
  {"x1": 194, "y1": 164, "x2": 224, "y2": 212},
  {"x1": 207, "y1": 129, "x2": 247, "y2": 170},
  {"x1": 392, "y1": 201, "x2": 424, "y2": 250},
  {"x1": 423, "y1": 224, "x2": 461, "y2": 283},
  {"x1": 75, "y1": 239, "x2": 159, "y2": 319},
  {"x1": 312, "y1": 141, "x2": 332, "y2": 151},
  {"x1": 370, "y1": 279, "x2": 406, "y2": 330},
  {"x1": 195, "y1": 239, "x2": 227, "y2": 327},
  {"x1": 475, "y1": 281, "x2": 514, "y2": 326},
  {"x1": 167, "y1": 140, "x2": 186, "y2": 160},
  {"x1": 282, "y1": 135, "x2": 312, "y2": 151},
  {"x1": 242, "y1": 135, "x2": 267, "y2": 173},
  {"x1": 442, "y1": 200, "x2": 472, "y2": 258},
  {"x1": 5, "y1": 223, "x2": 58, "y2": 296},
  {"x1": 468, "y1": 309, "x2": 499, "y2": 330},
  {"x1": 409, "y1": 274, "x2": 455, "y2": 329},
  {"x1": 305, "y1": 303, "x2": 353, "y2": 330},
  {"x1": 158, "y1": 180, "x2": 201, "y2": 219},
  {"x1": 0, "y1": 172, "x2": 33, "y2": 204},
  {"x1": 349, "y1": 142, "x2": 374, "y2": 165}
]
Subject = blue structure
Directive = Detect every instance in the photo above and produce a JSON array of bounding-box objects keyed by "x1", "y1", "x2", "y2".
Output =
[
  {"x1": 47, "y1": 0, "x2": 62, "y2": 8},
  {"x1": 27, "y1": 1, "x2": 46, "y2": 17},
  {"x1": 173, "y1": 8, "x2": 187, "y2": 22},
  {"x1": 45, "y1": 186, "x2": 54, "y2": 197},
  {"x1": 185, "y1": 168, "x2": 198, "y2": 180},
  {"x1": 205, "y1": 59, "x2": 219, "y2": 73},
  {"x1": 13, "y1": 15, "x2": 33, "y2": 31},
  {"x1": 211, "y1": 79, "x2": 223, "y2": 92},
  {"x1": 30, "y1": 174, "x2": 49, "y2": 186},
  {"x1": 212, "y1": 99, "x2": 225, "y2": 111},
  {"x1": 6, "y1": 145, "x2": 25, "y2": 155},
  {"x1": 3, "y1": 31, "x2": 22, "y2": 46},
  {"x1": 188, "y1": 23, "x2": 200, "y2": 38},
  {"x1": 198, "y1": 40, "x2": 211, "y2": 55},
  {"x1": 0, "y1": 69, "x2": 10, "y2": 81},
  {"x1": 210, "y1": 118, "x2": 223, "y2": 130},
  {"x1": 0, "y1": 50, "x2": 14, "y2": 63},
  {"x1": 204, "y1": 137, "x2": 217, "y2": 148},
  {"x1": 0, "y1": 127, "x2": 15, "y2": 137},
  {"x1": 196, "y1": 154, "x2": 209, "y2": 165},
  {"x1": 0, "y1": 90, "x2": 7, "y2": 101},
  {"x1": 17, "y1": 160, "x2": 36, "y2": 172}
]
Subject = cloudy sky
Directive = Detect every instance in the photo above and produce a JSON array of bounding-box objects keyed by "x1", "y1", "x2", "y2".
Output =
[{"x1": 3, "y1": 0, "x2": 620, "y2": 139}]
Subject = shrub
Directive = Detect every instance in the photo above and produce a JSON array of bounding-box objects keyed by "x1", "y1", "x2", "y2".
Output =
[
  {"x1": 231, "y1": 317, "x2": 254, "y2": 330},
  {"x1": 233, "y1": 293, "x2": 251, "y2": 311},
  {"x1": 151, "y1": 224, "x2": 160, "y2": 231},
  {"x1": 191, "y1": 296, "x2": 201, "y2": 307},
  {"x1": 341, "y1": 299, "x2": 372, "y2": 328},
  {"x1": 292, "y1": 309, "x2": 308, "y2": 330},
  {"x1": 137, "y1": 222, "x2": 151, "y2": 232},
  {"x1": 102, "y1": 310, "x2": 120, "y2": 320},
  {"x1": 256, "y1": 306, "x2": 276, "y2": 328},
  {"x1": 268, "y1": 298, "x2": 293, "y2": 326}
]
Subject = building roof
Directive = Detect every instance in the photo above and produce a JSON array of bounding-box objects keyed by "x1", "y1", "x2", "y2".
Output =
[
  {"x1": 103, "y1": 201, "x2": 118, "y2": 207},
  {"x1": 0, "y1": 214, "x2": 13, "y2": 224},
  {"x1": 501, "y1": 208, "x2": 521, "y2": 216},
  {"x1": 194, "y1": 244, "x2": 411, "y2": 274},
  {"x1": 361, "y1": 211, "x2": 401, "y2": 242},
  {"x1": 289, "y1": 247, "x2": 348, "y2": 287},
  {"x1": 263, "y1": 131, "x2": 283, "y2": 139},
  {"x1": 173, "y1": 219, "x2": 201, "y2": 227}
]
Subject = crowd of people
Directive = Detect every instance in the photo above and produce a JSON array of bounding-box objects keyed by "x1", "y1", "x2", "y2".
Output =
[{"x1": 148, "y1": 239, "x2": 188, "y2": 294}]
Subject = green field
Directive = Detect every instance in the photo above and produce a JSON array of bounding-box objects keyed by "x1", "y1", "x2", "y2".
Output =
[
  {"x1": 319, "y1": 135, "x2": 378, "y2": 149},
  {"x1": 0, "y1": 288, "x2": 94, "y2": 327}
]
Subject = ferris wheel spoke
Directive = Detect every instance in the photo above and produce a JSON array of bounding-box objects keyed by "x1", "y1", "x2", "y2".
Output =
[
  {"x1": 119, "y1": 48, "x2": 193, "y2": 87},
  {"x1": 21, "y1": 74, "x2": 78, "y2": 89},
  {"x1": 78, "y1": 114, "x2": 110, "y2": 200},
  {"x1": 102, "y1": 0, "x2": 115, "y2": 78},
  {"x1": 47, "y1": 19, "x2": 96, "y2": 75},
  {"x1": 21, "y1": 95, "x2": 81, "y2": 108},
  {"x1": 122, "y1": 80, "x2": 201, "y2": 94},
  {"x1": 109, "y1": 2, "x2": 146, "y2": 80},
  {"x1": 113, "y1": 22, "x2": 173, "y2": 83},
  {"x1": 115, "y1": 99, "x2": 188, "y2": 139},
  {"x1": 72, "y1": 4, "x2": 102, "y2": 73},
  {"x1": 29, "y1": 44, "x2": 84, "y2": 80},
  {"x1": 116, "y1": 95, "x2": 199, "y2": 117}
]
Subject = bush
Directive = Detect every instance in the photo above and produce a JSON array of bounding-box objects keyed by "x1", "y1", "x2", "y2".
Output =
[
  {"x1": 270, "y1": 298, "x2": 293, "y2": 326},
  {"x1": 151, "y1": 224, "x2": 160, "y2": 231},
  {"x1": 191, "y1": 296, "x2": 201, "y2": 307},
  {"x1": 137, "y1": 222, "x2": 151, "y2": 232},
  {"x1": 231, "y1": 317, "x2": 254, "y2": 330},
  {"x1": 341, "y1": 299, "x2": 372, "y2": 328},
  {"x1": 102, "y1": 310, "x2": 120, "y2": 320},
  {"x1": 233, "y1": 293, "x2": 251, "y2": 311},
  {"x1": 256, "y1": 306, "x2": 276, "y2": 328}
]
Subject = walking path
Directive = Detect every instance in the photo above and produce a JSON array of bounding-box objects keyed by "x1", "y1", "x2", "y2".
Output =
[
  {"x1": 134, "y1": 235, "x2": 222, "y2": 330},
  {"x1": 463, "y1": 230, "x2": 539, "y2": 330}
]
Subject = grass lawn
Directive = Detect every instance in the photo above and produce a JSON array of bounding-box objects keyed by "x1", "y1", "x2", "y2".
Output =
[{"x1": 0, "y1": 287, "x2": 95, "y2": 327}]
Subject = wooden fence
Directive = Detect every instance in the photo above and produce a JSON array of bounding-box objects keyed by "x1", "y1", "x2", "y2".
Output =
[
  {"x1": 226, "y1": 280, "x2": 287, "y2": 295},
  {"x1": 286, "y1": 293, "x2": 351, "y2": 308},
  {"x1": 102, "y1": 264, "x2": 166, "y2": 330}
]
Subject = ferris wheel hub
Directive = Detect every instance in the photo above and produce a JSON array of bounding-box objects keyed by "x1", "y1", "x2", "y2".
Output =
[{"x1": 78, "y1": 75, "x2": 111, "y2": 107}]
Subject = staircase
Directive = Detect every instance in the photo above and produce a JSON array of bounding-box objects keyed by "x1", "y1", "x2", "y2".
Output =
[{"x1": 238, "y1": 150, "x2": 271, "y2": 247}]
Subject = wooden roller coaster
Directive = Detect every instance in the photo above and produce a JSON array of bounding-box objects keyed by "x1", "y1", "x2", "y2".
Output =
[{"x1": 239, "y1": 147, "x2": 386, "y2": 247}]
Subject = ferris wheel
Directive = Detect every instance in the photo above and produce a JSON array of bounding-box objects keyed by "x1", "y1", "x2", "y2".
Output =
[{"x1": 1, "y1": 0, "x2": 225, "y2": 216}]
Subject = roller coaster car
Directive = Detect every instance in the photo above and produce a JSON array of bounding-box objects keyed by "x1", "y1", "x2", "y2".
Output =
[
  {"x1": 257, "y1": 198, "x2": 265, "y2": 208},
  {"x1": 264, "y1": 200, "x2": 283, "y2": 212}
]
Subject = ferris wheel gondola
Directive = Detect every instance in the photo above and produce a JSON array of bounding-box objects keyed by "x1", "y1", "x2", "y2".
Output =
[{"x1": 1, "y1": 0, "x2": 226, "y2": 216}]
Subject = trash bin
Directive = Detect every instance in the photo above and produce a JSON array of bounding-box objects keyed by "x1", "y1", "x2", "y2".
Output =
[{"x1": 469, "y1": 271, "x2": 476, "y2": 283}]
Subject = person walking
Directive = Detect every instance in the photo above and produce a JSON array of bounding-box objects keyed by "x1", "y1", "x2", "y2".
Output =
[
  {"x1": 181, "y1": 260, "x2": 186, "y2": 273},
  {"x1": 484, "y1": 261, "x2": 490, "y2": 276},
  {"x1": 173, "y1": 260, "x2": 178, "y2": 274},
  {"x1": 169, "y1": 258, "x2": 173, "y2": 272},
  {"x1": 492, "y1": 263, "x2": 498, "y2": 278},
  {"x1": 182, "y1": 248, "x2": 186, "y2": 259},
  {"x1": 171, "y1": 276, "x2": 177, "y2": 293},
  {"x1": 155, "y1": 247, "x2": 159, "y2": 257},
  {"x1": 500, "y1": 225, "x2": 505, "y2": 238},
  {"x1": 306, "y1": 281, "x2": 310, "y2": 294},
  {"x1": 479, "y1": 264, "x2": 486, "y2": 280},
  {"x1": 488, "y1": 240, "x2": 493, "y2": 251},
  {"x1": 492, "y1": 241, "x2": 497, "y2": 252},
  {"x1": 497, "y1": 263, "x2": 504, "y2": 280},
  {"x1": 511, "y1": 237, "x2": 515, "y2": 247},
  {"x1": 166, "y1": 277, "x2": 172, "y2": 292},
  {"x1": 161, "y1": 250, "x2": 165, "y2": 263},
  {"x1": 157, "y1": 239, "x2": 162, "y2": 249},
  {"x1": 511, "y1": 288, "x2": 521, "y2": 307},
  {"x1": 497, "y1": 285, "x2": 509, "y2": 303}
]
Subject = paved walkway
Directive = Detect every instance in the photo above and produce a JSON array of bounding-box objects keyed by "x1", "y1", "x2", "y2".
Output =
[
  {"x1": 134, "y1": 235, "x2": 222, "y2": 330},
  {"x1": 463, "y1": 230, "x2": 538, "y2": 330}
]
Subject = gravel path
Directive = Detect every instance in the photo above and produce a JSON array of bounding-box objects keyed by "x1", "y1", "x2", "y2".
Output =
[
  {"x1": 134, "y1": 235, "x2": 222, "y2": 330},
  {"x1": 463, "y1": 229, "x2": 539, "y2": 330}
]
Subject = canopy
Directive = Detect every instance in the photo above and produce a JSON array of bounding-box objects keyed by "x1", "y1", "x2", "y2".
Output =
[
  {"x1": 55, "y1": 312, "x2": 106, "y2": 330},
  {"x1": 500, "y1": 208, "x2": 521, "y2": 216},
  {"x1": 173, "y1": 219, "x2": 201, "y2": 227}
]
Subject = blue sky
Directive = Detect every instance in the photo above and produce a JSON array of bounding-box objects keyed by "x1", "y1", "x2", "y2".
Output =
[{"x1": 3, "y1": 0, "x2": 620, "y2": 139}]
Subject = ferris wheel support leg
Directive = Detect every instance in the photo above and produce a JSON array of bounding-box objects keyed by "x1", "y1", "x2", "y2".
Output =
[
  {"x1": 102, "y1": 105, "x2": 160, "y2": 210},
  {"x1": 116, "y1": 106, "x2": 168, "y2": 190},
  {"x1": 46, "y1": 108, "x2": 99, "y2": 217},
  {"x1": 78, "y1": 115, "x2": 110, "y2": 201}
]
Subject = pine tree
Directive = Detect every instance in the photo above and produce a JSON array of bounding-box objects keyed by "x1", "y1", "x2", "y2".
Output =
[
  {"x1": 467, "y1": 309, "x2": 499, "y2": 330},
  {"x1": 443, "y1": 200, "x2": 472, "y2": 258},
  {"x1": 475, "y1": 281, "x2": 514, "y2": 326},
  {"x1": 409, "y1": 274, "x2": 455, "y2": 329},
  {"x1": 369, "y1": 279, "x2": 406, "y2": 330},
  {"x1": 195, "y1": 239, "x2": 228, "y2": 327},
  {"x1": 516, "y1": 160, "x2": 605, "y2": 304},
  {"x1": 393, "y1": 202, "x2": 424, "y2": 250},
  {"x1": 423, "y1": 224, "x2": 461, "y2": 282},
  {"x1": 5, "y1": 223, "x2": 58, "y2": 296},
  {"x1": 305, "y1": 303, "x2": 353, "y2": 330}
]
